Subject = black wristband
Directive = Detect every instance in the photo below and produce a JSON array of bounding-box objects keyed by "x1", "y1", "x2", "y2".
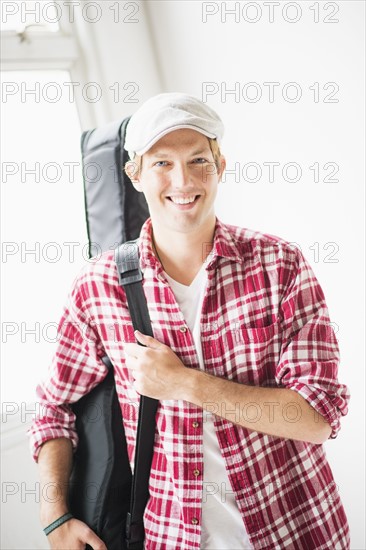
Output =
[{"x1": 43, "y1": 512, "x2": 74, "y2": 536}]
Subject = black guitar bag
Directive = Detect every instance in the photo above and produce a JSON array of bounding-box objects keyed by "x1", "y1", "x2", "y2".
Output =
[
  {"x1": 81, "y1": 116, "x2": 149, "y2": 255},
  {"x1": 69, "y1": 117, "x2": 155, "y2": 550}
]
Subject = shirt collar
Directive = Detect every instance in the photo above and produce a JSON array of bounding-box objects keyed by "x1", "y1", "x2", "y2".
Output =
[{"x1": 138, "y1": 216, "x2": 244, "y2": 272}]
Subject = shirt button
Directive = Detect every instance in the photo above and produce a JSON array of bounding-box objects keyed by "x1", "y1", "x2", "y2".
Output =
[
  {"x1": 192, "y1": 421, "x2": 199, "y2": 428},
  {"x1": 193, "y1": 469, "x2": 200, "y2": 477},
  {"x1": 179, "y1": 326, "x2": 187, "y2": 333},
  {"x1": 191, "y1": 517, "x2": 199, "y2": 525}
]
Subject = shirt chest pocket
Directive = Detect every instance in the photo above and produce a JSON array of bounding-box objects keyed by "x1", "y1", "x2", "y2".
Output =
[{"x1": 214, "y1": 321, "x2": 282, "y2": 386}]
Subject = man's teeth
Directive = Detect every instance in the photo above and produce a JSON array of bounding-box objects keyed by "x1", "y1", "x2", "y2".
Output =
[{"x1": 169, "y1": 196, "x2": 197, "y2": 204}]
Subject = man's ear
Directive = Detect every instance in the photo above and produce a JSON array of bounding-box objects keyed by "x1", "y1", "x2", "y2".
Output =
[
  {"x1": 124, "y1": 160, "x2": 142, "y2": 192},
  {"x1": 217, "y1": 155, "x2": 226, "y2": 184}
]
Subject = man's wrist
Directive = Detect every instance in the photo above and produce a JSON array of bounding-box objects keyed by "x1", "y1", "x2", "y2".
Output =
[
  {"x1": 182, "y1": 367, "x2": 212, "y2": 405},
  {"x1": 40, "y1": 504, "x2": 70, "y2": 528},
  {"x1": 43, "y1": 512, "x2": 74, "y2": 536}
]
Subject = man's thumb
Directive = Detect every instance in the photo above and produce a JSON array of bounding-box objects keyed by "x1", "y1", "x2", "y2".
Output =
[{"x1": 134, "y1": 330, "x2": 161, "y2": 348}]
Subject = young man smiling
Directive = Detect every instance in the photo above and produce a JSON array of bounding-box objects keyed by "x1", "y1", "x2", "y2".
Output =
[
  {"x1": 29, "y1": 93, "x2": 350, "y2": 549},
  {"x1": 124, "y1": 130, "x2": 224, "y2": 287}
]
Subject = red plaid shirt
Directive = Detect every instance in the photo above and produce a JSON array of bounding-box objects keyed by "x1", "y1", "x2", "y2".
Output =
[{"x1": 29, "y1": 217, "x2": 351, "y2": 549}]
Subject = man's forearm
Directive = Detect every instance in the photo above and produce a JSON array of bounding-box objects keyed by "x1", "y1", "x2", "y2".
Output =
[
  {"x1": 184, "y1": 369, "x2": 331, "y2": 444},
  {"x1": 123, "y1": 332, "x2": 332, "y2": 444},
  {"x1": 38, "y1": 437, "x2": 73, "y2": 526}
]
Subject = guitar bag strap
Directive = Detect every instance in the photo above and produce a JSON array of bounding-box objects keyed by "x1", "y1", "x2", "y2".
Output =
[{"x1": 116, "y1": 239, "x2": 159, "y2": 550}]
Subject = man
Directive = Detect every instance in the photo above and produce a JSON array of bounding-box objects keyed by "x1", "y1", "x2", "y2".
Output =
[{"x1": 29, "y1": 93, "x2": 351, "y2": 549}]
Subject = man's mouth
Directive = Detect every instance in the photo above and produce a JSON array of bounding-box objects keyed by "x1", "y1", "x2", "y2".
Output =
[{"x1": 167, "y1": 195, "x2": 200, "y2": 205}]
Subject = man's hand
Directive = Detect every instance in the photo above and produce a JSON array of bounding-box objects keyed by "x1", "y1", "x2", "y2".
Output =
[
  {"x1": 45, "y1": 517, "x2": 106, "y2": 550},
  {"x1": 124, "y1": 330, "x2": 191, "y2": 400},
  {"x1": 38, "y1": 439, "x2": 107, "y2": 550}
]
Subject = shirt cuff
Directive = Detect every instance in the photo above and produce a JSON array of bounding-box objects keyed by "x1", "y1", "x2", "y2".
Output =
[
  {"x1": 287, "y1": 383, "x2": 344, "y2": 440},
  {"x1": 28, "y1": 424, "x2": 79, "y2": 463}
]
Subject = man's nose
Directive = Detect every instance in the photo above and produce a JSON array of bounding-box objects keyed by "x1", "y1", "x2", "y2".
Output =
[{"x1": 171, "y1": 162, "x2": 191, "y2": 187}]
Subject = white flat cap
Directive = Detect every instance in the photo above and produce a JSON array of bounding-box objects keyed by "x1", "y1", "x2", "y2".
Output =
[{"x1": 124, "y1": 92, "x2": 224, "y2": 159}]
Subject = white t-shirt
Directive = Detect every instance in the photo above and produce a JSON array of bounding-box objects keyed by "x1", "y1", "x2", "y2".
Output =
[{"x1": 163, "y1": 263, "x2": 254, "y2": 550}]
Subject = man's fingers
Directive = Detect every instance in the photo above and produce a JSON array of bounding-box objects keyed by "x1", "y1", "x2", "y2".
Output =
[
  {"x1": 125, "y1": 355, "x2": 138, "y2": 370},
  {"x1": 134, "y1": 330, "x2": 162, "y2": 349},
  {"x1": 46, "y1": 519, "x2": 106, "y2": 550},
  {"x1": 84, "y1": 528, "x2": 107, "y2": 550},
  {"x1": 124, "y1": 343, "x2": 140, "y2": 357}
]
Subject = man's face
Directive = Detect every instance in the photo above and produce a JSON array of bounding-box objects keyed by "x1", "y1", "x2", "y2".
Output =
[{"x1": 129, "y1": 128, "x2": 226, "y2": 238}]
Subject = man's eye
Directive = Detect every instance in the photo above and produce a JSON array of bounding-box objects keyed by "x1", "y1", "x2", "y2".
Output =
[
  {"x1": 192, "y1": 158, "x2": 208, "y2": 164},
  {"x1": 154, "y1": 161, "x2": 168, "y2": 167}
]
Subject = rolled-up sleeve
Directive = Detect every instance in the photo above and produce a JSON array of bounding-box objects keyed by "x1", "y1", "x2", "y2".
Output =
[
  {"x1": 275, "y1": 247, "x2": 350, "y2": 439},
  {"x1": 27, "y1": 271, "x2": 108, "y2": 461}
]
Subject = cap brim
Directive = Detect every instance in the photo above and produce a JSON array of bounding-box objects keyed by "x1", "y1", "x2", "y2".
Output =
[{"x1": 134, "y1": 124, "x2": 218, "y2": 156}]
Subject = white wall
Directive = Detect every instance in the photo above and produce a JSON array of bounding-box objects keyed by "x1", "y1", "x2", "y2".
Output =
[
  {"x1": 71, "y1": 0, "x2": 163, "y2": 126},
  {"x1": 1, "y1": 1, "x2": 364, "y2": 548}
]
